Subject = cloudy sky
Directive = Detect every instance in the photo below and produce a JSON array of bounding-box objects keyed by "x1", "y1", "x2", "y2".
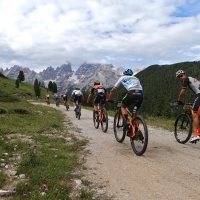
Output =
[{"x1": 0, "y1": 0, "x2": 200, "y2": 72}]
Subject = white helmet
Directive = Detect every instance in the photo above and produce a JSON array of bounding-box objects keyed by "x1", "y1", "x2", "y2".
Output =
[{"x1": 176, "y1": 70, "x2": 185, "y2": 77}]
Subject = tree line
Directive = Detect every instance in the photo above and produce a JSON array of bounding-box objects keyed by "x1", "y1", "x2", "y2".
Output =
[
  {"x1": 15, "y1": 70, "x2": 58, "y2": 97},
  {"x1": 81, "y1": 61, "x2": 200, "y2": 119},
  {"x1": 15, "y1": 60, "x2": 200, "y2": 119}
]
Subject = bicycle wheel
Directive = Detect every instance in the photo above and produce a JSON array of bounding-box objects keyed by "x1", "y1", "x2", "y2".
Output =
[
  {"x1": 101, "y1": 108, "x2": 108, "y2": 133},
  {"x1": 130, "y1": 116, "x2": 148, "y2": 156},
  {"x1": 76, "y1": 105, "x2": 80, "y2": 120},
  {"x1": 113, "y1": 111, "x2": 126, "y2": 143},
  {"x1": 174, "y1": 113, "x2": 192, "y2": 144},
  {"x1": 93, "y1": 110, "x2": 99, "y2": 129}
]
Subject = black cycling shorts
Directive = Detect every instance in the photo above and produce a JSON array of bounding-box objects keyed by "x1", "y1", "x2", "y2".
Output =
[
  {"x1": 122, "y1": 90, "x2": 143, "y2": 111},
  {"x1": 94, "y1": 93, "x2": 106, "y2": 104},
  {"x1": 63, "y1": 97, "x2": 68, "y2": 101},
  {"x1": 193, "y1": 93, "x2": 200, "y2": 113},
  {"x1": 74, "y1": 95, "x2": 82, "y2": 104}
]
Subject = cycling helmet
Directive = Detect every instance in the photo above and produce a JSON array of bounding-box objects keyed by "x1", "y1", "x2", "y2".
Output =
[
  {"x1": 123, "y1": 69, "x2": 133, "y2": 76},
  {"x1": 94, "y1": 80, "x2": 100, "y2": 85},
  {"x1": 176, "y1": 70, "x2": 185, "y2": 77}
]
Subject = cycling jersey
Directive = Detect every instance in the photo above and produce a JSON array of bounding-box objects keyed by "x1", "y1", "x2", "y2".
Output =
[
  {"x1": 72, "y1": 90, "x2": 83, "y2": 96},
  {"x1": 114, "y1": 75, "x2": 143, "y2": 91},
  {"x1": 182, "y1": 77, "x2": 200, "y2": 94},
  {"x1": 114, "y1": 75, "x2": 143, "y2": 111},
  {"x1": 63, "y1": 93, "x2": 69, "y2": 101},
  {"x1": 90, "y1": 85, "x2": 107, "y2": 105},
  {"x1": 46, "y1": 94, "x2": 50, "y2": 99},
  {"x1": 54, "y1": 94, "x2": 59, "y2": 99},
  {"x1": 90, "y1": 85, "x2": 107, "y2": 95}
]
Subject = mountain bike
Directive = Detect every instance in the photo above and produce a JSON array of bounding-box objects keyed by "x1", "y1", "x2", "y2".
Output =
[
  {"x1": 46, "y1": 98, "x2": 50, "y2": 105},
  {"x1": 173, "y1": 102, "x2": 194, "y2": 144},
  {"x1": 55, "y1": 98, "x2": 60, "y2": 107},
  {"x1": 108, "y1": 100, "x2": 148, "y2": 156},
  {"x1": 93, "y1": 103, "x2": 108, "y2": 133},
  {"x1": 64, "y1": 100, "x2": 69, "y2": 111},
  {"x1": 71, "y1": 100, "x2": 81, "y2": 120}
]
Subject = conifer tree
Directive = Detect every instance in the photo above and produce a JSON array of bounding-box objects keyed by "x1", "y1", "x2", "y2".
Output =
[
  {"x1": 34, "y1": 79, "x2": 41, "y2": 97},
  {"x1": 52, "y1": 82, "x2": 57, "y2": 93},
  {"x1": 15, "y1": 79, "x2": 19, "y2": 88},
  {"x1": 17, "y1": 70, "x2": 25, "y2": 83},
  {"x1": 48, "y1": 81, "x2": 53, "y2": 92}
]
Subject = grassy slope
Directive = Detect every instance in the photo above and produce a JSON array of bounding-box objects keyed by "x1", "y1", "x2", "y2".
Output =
[{"x1": 0, "y1": 76, "x2": 111, "y2": 200}]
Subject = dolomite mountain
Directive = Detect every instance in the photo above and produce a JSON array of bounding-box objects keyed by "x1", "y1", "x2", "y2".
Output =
[{"x1": 0, "y1": 62, "x2": 141, "y2": 93}]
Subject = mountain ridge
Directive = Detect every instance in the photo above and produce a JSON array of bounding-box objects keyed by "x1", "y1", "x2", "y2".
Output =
[{"x1": 0, "y1": 62, "x2": 141, "y2": 93}]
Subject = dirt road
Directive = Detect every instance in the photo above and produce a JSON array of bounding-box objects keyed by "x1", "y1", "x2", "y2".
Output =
[{"x1": 43, "y1": 103, "x2": 200, "y2": 200}]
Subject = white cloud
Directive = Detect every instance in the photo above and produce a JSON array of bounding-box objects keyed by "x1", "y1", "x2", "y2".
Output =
[{"x1": 0, "y1": 0, "x2": 200, "y2": 72}]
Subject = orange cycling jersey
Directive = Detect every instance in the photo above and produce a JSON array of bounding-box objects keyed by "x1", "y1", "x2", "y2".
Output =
[{"x1": 90, "y1": 85, "x2": 107, "y2": 95}]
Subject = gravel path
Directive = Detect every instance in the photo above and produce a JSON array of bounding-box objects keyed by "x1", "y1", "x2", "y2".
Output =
[{"x1": 40, "y1": 103, "x2": 200, "y2": 200}]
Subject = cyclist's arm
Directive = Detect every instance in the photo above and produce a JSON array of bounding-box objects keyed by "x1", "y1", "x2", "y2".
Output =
[
  {"x1": 178, "y1": 88, "x2": 186, "y2": 101},
  {"x1": 109, "y1": 87, "x2": 117, "y2": 100},
  {"x1": 178, "y1": 78, "x2": 188, "y2": 101},
  {"x1": 87, "y1": 93, "x2": 92, "y2": 103}
]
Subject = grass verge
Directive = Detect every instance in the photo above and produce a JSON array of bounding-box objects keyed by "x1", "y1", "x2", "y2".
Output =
[{"x1": 0, "y1": 101, "x2": 111, "y2": 199}]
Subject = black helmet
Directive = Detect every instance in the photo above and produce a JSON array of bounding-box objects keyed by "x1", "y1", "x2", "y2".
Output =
[
  {"x1": 94, "y1": 80, "x2": 100, "y2": 85},
  {"x1": 75, "y1": 88, "x2": 80, "y2": 90}
]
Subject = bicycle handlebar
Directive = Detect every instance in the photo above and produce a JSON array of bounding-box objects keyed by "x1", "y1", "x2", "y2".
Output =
[
  {"x1": 107, "y1": 100, "x2": 121, "y2": 104},
  {"x1": 170, "y1": 102, "x2": 192, "y2": 106}
]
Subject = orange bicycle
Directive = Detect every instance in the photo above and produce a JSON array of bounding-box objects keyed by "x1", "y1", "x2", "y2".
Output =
[
  {"x1": 93, "y1": 103, "x2": 108, "y2": 133},
  {"x1": 109, "y1": 100, "x2": 148, "y2": 156}
]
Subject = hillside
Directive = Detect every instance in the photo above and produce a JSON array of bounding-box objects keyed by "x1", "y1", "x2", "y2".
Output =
[
  {"x1": 0, "y1": 74, "x2": 50, "y2": 102},
  {"x1": 135, "y1": 61, "x2": 200, "y2": 117}
]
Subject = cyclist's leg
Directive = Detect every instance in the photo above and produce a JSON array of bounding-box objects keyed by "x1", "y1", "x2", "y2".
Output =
[
  {"x1": 121, "y1": 94, "x2": 129, "y2": 121},
  {"x1": 78, "y1": 96, "x2": 82, "y2": 113},
  {"x1": 66, "y1": 99, "x2": 69, "y2": 107},
  {"x1": 191, "y1": 94, "x2": 200, "y2": 140},
  {"x1": 100, "y1": 94, "x2": 106, "y2": 108},
  {"x1": 73, "y1": 96, "x2": 78, "y2": 111},
  {"x1": 94, "y1": 95, "x2": 100, "y2": 112}
]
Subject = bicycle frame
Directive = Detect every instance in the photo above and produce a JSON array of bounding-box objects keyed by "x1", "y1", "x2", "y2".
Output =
[
  {"x1": 118, "y1": 102, "x2": 139, "y2": 138},
  {"x1": 97, "y1": 104, "x2": 104, "y2": 122},
  {"x1": 111, "y1": 100, "x2": 148, "y2": 156}
]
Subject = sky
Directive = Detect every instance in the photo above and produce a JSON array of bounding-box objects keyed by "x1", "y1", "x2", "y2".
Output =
[{"x1": 0, "y1": 0, "x2": 200, "y2": 73}]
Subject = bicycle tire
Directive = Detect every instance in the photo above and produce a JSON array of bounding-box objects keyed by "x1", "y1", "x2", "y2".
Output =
[
  {"x1": 113, "y1": 111, "x2": 126, "y2": 143},
  {"x1": 76, "y1": 105, "x2": 81, "y2": 120},
  {"x1": 174, "y1": 113, "x2": 192, "y2": 144},
  {"x1": 56, "y1": 99, "x2": 59, "y2": 107},
  {"x1": 101, "y1": 108, "x2": 108, "y2": 133},
  {"x1": 130, "y1": 116, "x2": 148, "y2": 156},
  {"x1": 93, "y1": 110, "x2": 99, "y2": 129}
]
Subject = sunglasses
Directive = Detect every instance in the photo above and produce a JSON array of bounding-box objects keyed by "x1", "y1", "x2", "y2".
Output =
[{"x1": 178, "y1": 74, "x2": 184, "y2": 78}]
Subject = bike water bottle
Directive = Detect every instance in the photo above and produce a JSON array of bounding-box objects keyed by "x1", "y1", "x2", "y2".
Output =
[{"x1": 133, "y1": 106, "x2": 137, "y2": 114}]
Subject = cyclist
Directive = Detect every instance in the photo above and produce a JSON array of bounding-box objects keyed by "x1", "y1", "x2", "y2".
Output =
[
  {"x1": 54, "y1": 93, "x2": 59, "y2": 106},
  {"x1": 71, "y1": 88, "x2": 84, "y2": 115},
  {"x1": 45, "y1": 93, "x2": 50, "y2": 104},
  {"x1": 176, "y1": 70, "x2": 200, "y2": 142},
  {"x1": 87, "y1": 81, "x2": 108, "y2": 120},
  {"x1": 108, "y1": 69, "x2": 144, "y2": 127},
  {"x1": 62, "y1": 91, "x2": 69, "y2": 109}
]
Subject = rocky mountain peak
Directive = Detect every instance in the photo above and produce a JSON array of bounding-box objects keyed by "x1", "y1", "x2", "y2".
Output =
[{"x1": 1, "y1": 63, "x2": 141, "y2": 93}]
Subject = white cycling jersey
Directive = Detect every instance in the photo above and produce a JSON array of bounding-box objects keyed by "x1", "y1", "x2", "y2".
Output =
[
  {"x1": 72, "y1": 90, "x2": 83, "y2": 96},
  {"x1": 114, "y1": 75, "x2": 143, "y2": 91}
]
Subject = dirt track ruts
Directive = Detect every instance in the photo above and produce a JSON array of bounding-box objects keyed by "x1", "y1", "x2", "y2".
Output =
[{"x1": 37, "y1": 103, "x2": 200, "y2": 200}]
